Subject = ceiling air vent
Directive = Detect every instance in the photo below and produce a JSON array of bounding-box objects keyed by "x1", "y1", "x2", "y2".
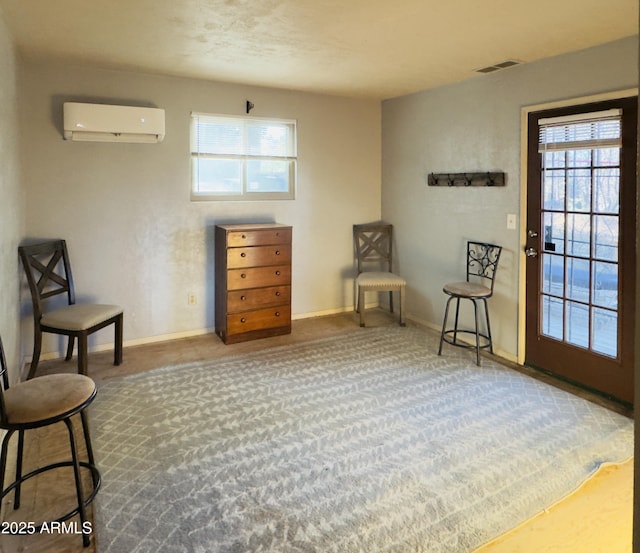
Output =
[{"x1": 475, "y1": 60, "x2": 522, "y2": 74}]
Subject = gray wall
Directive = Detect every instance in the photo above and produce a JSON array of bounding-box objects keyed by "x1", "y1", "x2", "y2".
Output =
[
  {"x1": 9, "y1": 24, "x2": 640, "y2": 366},
  {"x1": 0, "y1": 7, "x2": 23, "y2": 383},
  {"x1": 18, "y1": 62, "x2": 382, "y2": 358},
  {"x1": 382, "y1": 36, "x2": 639, "y2": 361}
]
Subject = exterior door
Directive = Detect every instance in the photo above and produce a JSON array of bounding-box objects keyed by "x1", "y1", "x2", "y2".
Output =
[{"x1": 525, "y1": 97, "x2": 637, "y2": 404}]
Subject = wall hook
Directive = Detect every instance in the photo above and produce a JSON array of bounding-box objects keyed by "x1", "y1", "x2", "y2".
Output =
[
  {"x1": 246, "y1": 100, "x2": 255, "y2": 114},
  {"x1": 427, "y1": 171, "x2": 506, "y2": 187}
]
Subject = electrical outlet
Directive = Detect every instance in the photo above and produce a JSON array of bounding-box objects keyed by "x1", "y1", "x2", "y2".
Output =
[
  {"x1": 506, "y1": 214, "x2": 517, "y2": 230},
  {"x1": 188, "y1": 293, "x2": 197, "y2": 305}
]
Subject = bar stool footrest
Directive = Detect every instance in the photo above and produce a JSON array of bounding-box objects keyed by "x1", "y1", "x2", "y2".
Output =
[
  {"x1": 441, "y1": 329, "x2": 492, "y2": 350},
  {"x1": 2, "y1": 460, "x2": 101, "y2": 544}
]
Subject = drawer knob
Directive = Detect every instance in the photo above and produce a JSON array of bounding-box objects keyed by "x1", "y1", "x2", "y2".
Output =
[
  {"x1": 275, "y1": 250, "x2": 280, "y2": 255},
  {"x1": 275, "y1": 270, "x2": 281, "y2": 276},
  {"x1": 241, "y1": 234, "x2": 246, "y2": 239},
  {"x1": 241, "y1": 273, "x2": 247, "y2": 279},
  {"x1": 240, "y1": 295, "x2": 246, "y2": 301},
  {"x1": 240, "y1": 317, "x2": 246, "y2": 323},
  {"x1": 241, "y1": 252, "x2": 246, "y2": 257},
  {"x1": 275, "y1": 291, "x2": 281, "y2": 297},
  {"x1": 275, "y1": 311, "x2": 280, "y2": 317}
]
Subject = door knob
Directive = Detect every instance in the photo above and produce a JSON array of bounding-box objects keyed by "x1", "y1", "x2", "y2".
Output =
[{"x1": 525, "y1": 247, "x2": 538, "y2": 257}]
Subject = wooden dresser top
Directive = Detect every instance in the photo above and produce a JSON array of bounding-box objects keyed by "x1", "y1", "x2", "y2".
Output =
[{"x1": 216, "y1": 223, "x2": 291, "y2": 231}]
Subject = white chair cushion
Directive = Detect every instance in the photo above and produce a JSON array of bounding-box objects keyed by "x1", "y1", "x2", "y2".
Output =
[
  {"x1": 357, "y1": 271, "x2": 406, "y2": 289},
  {"x1": 443, "y1": 281, "x2": 492, "y2": 298},
  {"x1": 41, "y1": 304, "x2": 123, "y2": 331}
]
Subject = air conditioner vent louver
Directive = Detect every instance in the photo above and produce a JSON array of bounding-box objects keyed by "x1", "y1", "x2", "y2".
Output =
[{"x1": 474, "y1": 60, "x2": 522, "y2": 74}]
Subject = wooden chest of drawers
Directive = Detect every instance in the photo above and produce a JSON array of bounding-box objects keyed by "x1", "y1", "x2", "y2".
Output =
[{"x1": 215, "y1": 223, "x2": 292, "y2": 344}]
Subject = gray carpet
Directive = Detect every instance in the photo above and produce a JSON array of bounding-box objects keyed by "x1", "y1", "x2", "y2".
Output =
[{"x1": 91, "y1": 325, "x2": 633, "y2": 553}]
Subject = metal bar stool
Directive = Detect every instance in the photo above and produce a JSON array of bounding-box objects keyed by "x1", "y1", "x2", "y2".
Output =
[
  {"x1": 438, "y1": 241, "x2": 502, "y2": 365},
  {"x1": 0, "y1": 335, "x2": 101, "y2": 547}
]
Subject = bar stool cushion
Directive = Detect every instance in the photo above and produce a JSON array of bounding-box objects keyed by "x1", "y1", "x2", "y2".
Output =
[
  {"x1": 443, "y1": 281, "x2": 492, "y2": 298},
  {"x1": 3, "y1": 374, "x2": 96, "y2": 425}
]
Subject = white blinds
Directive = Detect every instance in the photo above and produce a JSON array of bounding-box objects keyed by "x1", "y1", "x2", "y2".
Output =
[
  {"x1": 538, "y1": 108, "x2": 622, "y2": 152},
  {"x1": 191, "y1": 112, "x2": 296, "y2": 158}
]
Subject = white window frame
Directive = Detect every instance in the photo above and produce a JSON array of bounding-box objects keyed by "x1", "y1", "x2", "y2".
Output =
[{"x1": 190, "y1": 112, "x2": 297, "y2": 201}]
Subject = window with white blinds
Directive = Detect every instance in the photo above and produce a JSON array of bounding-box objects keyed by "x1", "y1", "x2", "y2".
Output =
[
  {"x1": 538, "y1": 109, "x2": 622, "y2": 152},
  {"x1": 190, "y1": 113, "x2": 297, "y2": 201}
]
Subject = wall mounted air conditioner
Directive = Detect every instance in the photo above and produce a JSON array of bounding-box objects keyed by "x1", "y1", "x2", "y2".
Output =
[{"x1": 63, "y1": 102, "x2": 165, "y2": 143}]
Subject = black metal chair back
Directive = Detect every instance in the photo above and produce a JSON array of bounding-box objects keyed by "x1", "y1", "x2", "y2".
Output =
[{"x1": 466, "y1": 241, "x2": 502, "y2": 294}]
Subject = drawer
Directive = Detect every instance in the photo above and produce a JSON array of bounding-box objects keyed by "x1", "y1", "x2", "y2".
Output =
[
  {"x1": 227, "y1": 227, "x2": 292, "y2": 248},
  {"x1": 228, "y1": 285, "x2": 290, "y2": 312},
  {"x1": 227, "y1": 265, "x2": 291, "y2": 290},
  {"x1": 227, "y1": 244, "x2": 291, "y2": 269},
  {"x1": 227, "y1": 306, "x2": 291, "y2": 334}
]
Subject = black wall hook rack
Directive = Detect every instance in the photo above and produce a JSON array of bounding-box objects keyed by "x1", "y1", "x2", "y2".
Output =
[{"x1": 427, "y1": 171, "x2": 506, "y2": 187}]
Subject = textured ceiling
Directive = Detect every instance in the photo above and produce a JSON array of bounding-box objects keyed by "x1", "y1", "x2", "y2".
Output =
[{"x1": 1, "y1": 0, "x2": 638, "y2": 99}]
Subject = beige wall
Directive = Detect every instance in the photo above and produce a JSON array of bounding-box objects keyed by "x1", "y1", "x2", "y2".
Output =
[
  {"x1": 382, "y1": 36, "x2": 639, "y2": 361},
  {"x1": 18, "y1": 62, "x2": 382, "y2": 356},
  {"x1": 0, "y1": 7, "x2": 23, "y2": 382}
]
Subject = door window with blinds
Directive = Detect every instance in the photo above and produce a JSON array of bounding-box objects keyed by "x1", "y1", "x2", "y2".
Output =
[
  {"x1": 537, "y1": 109, "x2": 622, "y2": 357},
  {"x1": 190, "y1": 113, "x2": 297, "y2": 201}
]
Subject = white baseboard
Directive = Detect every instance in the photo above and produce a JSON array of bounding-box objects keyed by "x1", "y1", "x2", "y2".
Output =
[
  {"x1": 31, "y1": 327, "x2": 216, "y2": 364},
  {"x1": 28, "y1": 303, "x2": 516, "y2": 367},
  {"x1": 26, "y1": 305, "x2": 369, "y2": 364}
]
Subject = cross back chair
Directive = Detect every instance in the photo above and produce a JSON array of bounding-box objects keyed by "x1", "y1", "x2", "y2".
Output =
[
  {"x1": 438, "y1": 241, "x2": 502, "y2": 365},
  {"x1": 0, "y1": 333, "x2": 101, "y2": 547},
  {"x1": 353, "y1": 223, "x2": 406, "y2": 327},
  {"x1": 19, "y1": 239, "x2": 123, "y2": 379}
]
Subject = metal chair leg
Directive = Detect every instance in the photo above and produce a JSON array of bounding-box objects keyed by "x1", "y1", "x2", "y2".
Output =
[
  {"x1": 483, "y1": 298, "x2": 494, "y2": 354},
  {"x1": 0, "y1": 429, "x2": 14, "y2": 506},
  {"x1": 66, "y1": 336, "x2": 75, "y2": 361},
  {"x1": 452, "y1": 298, "x2": 462, "y2": 345},
  {"x1": 114, "y1": 313, "x2": 123, "y2": 366},
  {"x1": 472, "y1": 299, "x2": 481, "y2": 366},
  {"x1": 438, "y1": 296, "x2": 454, "y2": 355},
  {"x1": 78, "y1": 334, "x2": 88, "y2": 376},
  {"x1": 80, "y1": 411, "x2": 99, "y2": 489},
  {"x1": 64, "y1": 418, "x2": 91, "y2": 548},
  {"x1": 13, "y1": 430, "x2": 24, "y2": 509}
]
